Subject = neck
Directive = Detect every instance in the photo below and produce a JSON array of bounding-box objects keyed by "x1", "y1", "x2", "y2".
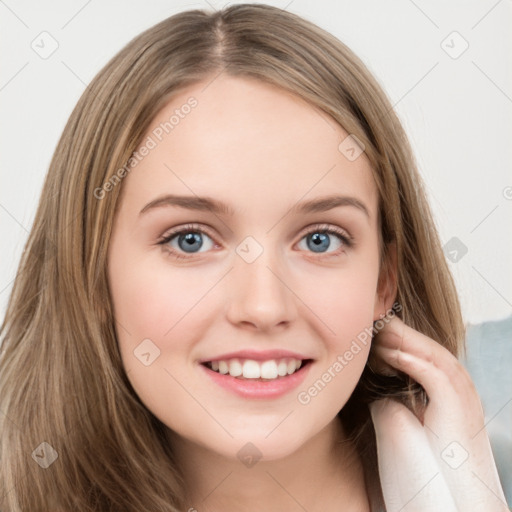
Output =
[{"x1": 167, "y1": 416, "x2": 370, "y2": 512}]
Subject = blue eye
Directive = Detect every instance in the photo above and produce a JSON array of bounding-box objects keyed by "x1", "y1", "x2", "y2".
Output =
[
  {"x1": 298, "y1": 226, "x2": 351, "y2": 255},
  {"x1": 159, "y1": 224, "x2": 216, "y2": 259},
  {"x1": 173, "y1": 232, "x2": 210, "y2": 253},
  {"x1": 158, "y1": 223, "x2": 352, "y2": 260}
]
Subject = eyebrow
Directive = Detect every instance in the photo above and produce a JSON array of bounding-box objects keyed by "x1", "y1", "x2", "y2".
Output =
[{"x1": 139, "y1": 193, "x2": 370, "y2": 219}]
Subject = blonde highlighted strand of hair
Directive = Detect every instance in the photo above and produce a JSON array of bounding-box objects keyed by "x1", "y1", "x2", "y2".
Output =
[{"x1": 0, "y1": 4, "x2": 464, "y2": 511}]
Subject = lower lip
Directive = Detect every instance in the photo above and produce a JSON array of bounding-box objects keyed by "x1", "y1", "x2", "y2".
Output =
[{"x1": 199, "y1": 361, "x2": 312, "y2": 399}]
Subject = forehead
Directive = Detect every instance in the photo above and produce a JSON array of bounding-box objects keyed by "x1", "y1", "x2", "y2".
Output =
[{"x1": 122, "y1": 75, "x2": 378, "y2": 220}]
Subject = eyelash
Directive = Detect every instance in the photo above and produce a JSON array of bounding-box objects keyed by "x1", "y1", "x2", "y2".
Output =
[{"x1": 157, "y1": 223, "x2": 353, "y2": 261}]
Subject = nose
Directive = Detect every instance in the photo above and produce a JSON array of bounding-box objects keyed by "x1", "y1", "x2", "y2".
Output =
[{"x1": 225, "y1": 245, "x2": 297, "y2": 332}]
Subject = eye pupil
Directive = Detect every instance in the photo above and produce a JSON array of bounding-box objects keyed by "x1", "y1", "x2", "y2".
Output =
[
  {"x1": 308, "y1": 232, "x2": 330, "y2": 252},
  {"x1": 180, "y1": 232, "x2": 203, "y2": 252}
]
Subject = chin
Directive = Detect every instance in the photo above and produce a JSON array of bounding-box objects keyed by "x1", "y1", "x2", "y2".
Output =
[{"x1": 197, "y1": 422, "x2": 314, "y2": 463}]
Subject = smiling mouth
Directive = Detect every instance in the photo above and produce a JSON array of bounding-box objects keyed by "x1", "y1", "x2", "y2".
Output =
[{"x1": 201, "y1": 358, "x2": 313, "y2": 381}]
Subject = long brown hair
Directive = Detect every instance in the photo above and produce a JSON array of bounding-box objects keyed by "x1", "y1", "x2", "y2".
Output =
[{"x1": 0, "y1": 4, "x2": 464, "y2": 510}]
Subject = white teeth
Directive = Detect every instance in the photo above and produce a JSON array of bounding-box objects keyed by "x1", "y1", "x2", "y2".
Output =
[
  {"x1": 228, "y1": 359, "x2": 243, "y2": 377},
  {"x1": 277, "y1": 360, "x2": 288, "y2": 376},
  {"x1": 207, "y1": 357, "x2": 305, "y2": 380},
  {"x1": 242, "y1": 360, "x2": 261, "y2": 379},
  {"x1": 260, "y1": 360, "x2": 278, "y2": 379}
]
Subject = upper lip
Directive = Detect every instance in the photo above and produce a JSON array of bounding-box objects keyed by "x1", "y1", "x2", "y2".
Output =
[{"x1": 199, "y1": 349, "x2": 313, "y2": 364}]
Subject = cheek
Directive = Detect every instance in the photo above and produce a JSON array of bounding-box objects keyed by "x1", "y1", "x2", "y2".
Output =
[
  {"x1": 294, "y1": 297, "x2": 374, "y2": 420},
  {"x1": 292, "y1": 255, "x2": 379, "y2": 407},
  {"x1": 109, "y1": 254, "x2": 218, "y2": 346},
  {"x1": 108, "y1": 256, "x2": 220, "y2": 425},
  {"x1": 297, "y1": 252, "x2": 380, "y2": 342},
  {"x1": 107, "y1": 251, "x2": 226, "y2": 417}
]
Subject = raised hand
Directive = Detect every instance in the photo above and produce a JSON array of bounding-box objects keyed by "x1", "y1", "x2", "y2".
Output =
[{"x1": 369, "y1": 316, "x2": 508, "y2": 512}]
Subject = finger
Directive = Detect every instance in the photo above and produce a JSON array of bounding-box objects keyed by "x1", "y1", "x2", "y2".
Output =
[
  {"x1": 370, "y1": 398, "x2": 457, "y2": 512},
  {"x1": 373, "y1": 344, "x2": 483, "y2": 426},
  {"x1": 366, "y1": 346, "x2": 401, "y2": 377},
  {"x1": 373, "y1": 317, "x2": 479, "y2": 406},
  {"x1": 373, "y1": 315, "x2": 454, "y2": 363}
]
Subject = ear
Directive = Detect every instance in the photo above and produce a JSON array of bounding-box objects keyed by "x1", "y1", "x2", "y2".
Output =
[{"x1": 373, "y1": 242, "x2": 398, "y2": 321}]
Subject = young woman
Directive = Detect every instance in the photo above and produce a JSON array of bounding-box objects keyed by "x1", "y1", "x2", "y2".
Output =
[{"x1": 0, "y1": 4, "x2": 507, "y2": 511}]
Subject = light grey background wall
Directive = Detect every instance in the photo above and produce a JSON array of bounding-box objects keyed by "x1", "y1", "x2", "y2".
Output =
[{"x1": 1, "y1": 0, "x2": 511, "y2": 324}]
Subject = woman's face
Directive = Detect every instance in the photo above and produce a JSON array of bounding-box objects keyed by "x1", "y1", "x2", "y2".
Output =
[{"x1": 108, "y1": 75, "x2": 391, "y2": 461}]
